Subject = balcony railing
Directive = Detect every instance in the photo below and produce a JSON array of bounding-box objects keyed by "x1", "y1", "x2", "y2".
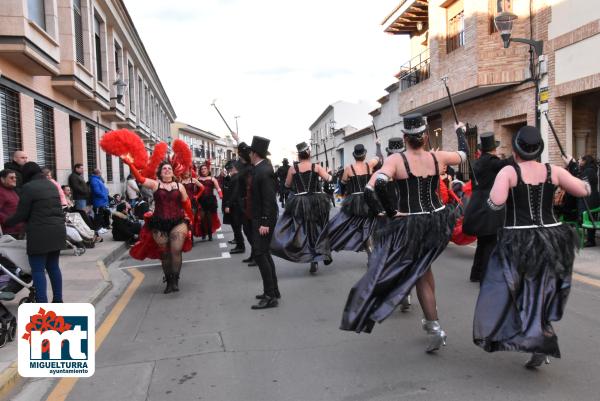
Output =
[{"x1": 398, "y1": 49, "x2": 430, "y2": 90}]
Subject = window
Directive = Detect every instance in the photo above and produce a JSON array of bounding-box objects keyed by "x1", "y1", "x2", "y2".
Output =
[
  {"x1": 138, "y1": 77, "x2": 143, "y2": 120},
  {"x1": 128, "y1": 62, "x2": 135, "y2": 112},
  {"x1": 86, "y1": 123, "x2": 97, "y2": 171},
  {"x1": 118, "y1": 157, "x2": 125, "y2": 182},
  {"x1": 114, "y1": 41, "x2": 121, "y2": 75},
  {"x1": 73, "y1": 0, "x2": 84, "y2": 64},
  {"x1": 28, "y1": 0, "x2": 46, "y2": 30},
  {"x1": 34, "y1": 101, "x2": 55, "y2": 174},
  {"x1": 94, "y1": 15, "x2": 104, "y2": 82},
  {"x1": 0, "y1": 85, "x2": 22, "y2": 165},
  {"x1": 490, "y1": 0, "x2": 512, "y2": 33},
  {"x1": 105, "y1": 151, "x2": 113, "y2": 182},
  {"x1": 446, "y1": 0, "x2": 465, "y2": 53}
]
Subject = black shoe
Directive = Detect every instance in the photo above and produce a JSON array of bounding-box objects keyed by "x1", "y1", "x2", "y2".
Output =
[
  {"x1": 230, "y1": 247, "x2": 246, "y2": 254},
  {"x1": 248, "y1": 261, "x2": 257, "y2": 267},
  {"x1": 251, "y1": 297, "x2": 278, "y2": 309},
  {"x1": 208, "y1": 235, "x2": 213, "y2": 241},
  {"x1": 228, "y1": 239, "x2": 237, "y2": 244},
  {"x1": 584, "y1": 241, "x2": 596, "y2": 248},
  {"x1": 172, "y1": 274, "x2": 179, "y2": 292},
  {"x1": 324, "y1": 258, "x2": 332, "y2": 266},
  {"x1": 163, "y1": 274, "x2": 174, "y2": 294},
  {"x1": 242, "y1": 256, "x2": 253, "y2": 263},
  {"x1": 309, "y1": 262, "x2": 318, "y2": 274}
]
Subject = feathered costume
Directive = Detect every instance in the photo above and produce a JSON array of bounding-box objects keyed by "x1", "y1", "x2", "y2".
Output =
[
  {"x1": 195, "y1": 159, "x2": 222, "y2": 238},
  {"x1": 100, "y1": 130, "x2": 193, "y2": 260}
]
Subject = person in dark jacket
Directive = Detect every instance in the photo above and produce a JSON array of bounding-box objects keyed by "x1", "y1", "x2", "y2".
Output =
[
  {"x1": 3, "y1": 150, "x2": 28, "y2": 192},
  {"x1": 249, "y1": 136, "x2": 280, "y2": 309},
  {"x1": 0, "y1": 169, "x2": 25, "y2": 238},
  {"x1": 463, "y1": 132, "x2": 513, "y2": 282},
  {"x1": 4, "y1": 162, "x2": 66, "y2": 303},
  {"x1": 237, "y1": 142, "x2": 255, "y2": 265},
  {"x1": 112, "y1": 202, "x2": 141, "y2": 245},
  {"x1": 223, "y1": 161, "x2": 247, "y2": 254},
  {"x1": 574, "y1": 155, "x2": 599, "y2": 247},
  {"x1": 68, "y1": 163, "x2": 89, "y2": 211},
  {"x1": 276, "y1": 158, "x2": 290, "y2": 207}
]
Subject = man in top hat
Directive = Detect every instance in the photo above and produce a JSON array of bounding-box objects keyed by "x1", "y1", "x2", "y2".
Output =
[
  {"x1": 248, "y1": 136, "x2": 280, "y2": 309},
  {"x1": 277, "y1": 158, "x2": 291, "y2": 208},
  {"x1": 236, "y1": 142, "x2": 257, "y2": 265},
  {"x1": 463, "y1": 131, "x2": 513, "y2": 282}
]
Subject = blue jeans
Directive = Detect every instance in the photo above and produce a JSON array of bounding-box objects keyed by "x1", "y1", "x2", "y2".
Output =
[
  {"x1": 74, "y1": 199, "x2": 87, "y2": 211},
  {"x1": 28, "y1": 250, "x2": 63, "y2": 303}
]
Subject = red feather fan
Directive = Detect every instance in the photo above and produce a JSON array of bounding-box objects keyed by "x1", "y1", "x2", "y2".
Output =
[
  {"x1": 143, "y1": 142, "x2": 168, "y2": 179},
  {"x1": 100, "y1": 129, "x2": 148, "y2": 170},
  {"x1": 171, "y1": 139, "x2": 192, "y2": 179}
]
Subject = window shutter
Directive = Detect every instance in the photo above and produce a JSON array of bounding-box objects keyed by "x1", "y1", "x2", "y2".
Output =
[
  {"x1": 0, "y1": 85, "x2": 22, "y2": 164},
  {"x1": 73, "y1": 2, "x2": 84, "y2": 64},
  {"x1": 34, "y1": 101, "x2": 56, "y2": 174},
  {"x1": 105, "y1": 151, "x2": 113, "y2": 182},
  {"x1": 86, "y1": 123, "x2": 97, "y2": 171}
]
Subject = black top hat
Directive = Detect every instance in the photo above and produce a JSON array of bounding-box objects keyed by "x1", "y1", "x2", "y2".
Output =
[
  {"x1": 250, "y1": 136, "x2": 270, "y2": 158},
  {"x1": 296, "y1": 142, "x2": 310, "y2": 153},
  {"x1": 386, "y1": 137, "x2": 405, "y2": 154},
  {"x1": 512, "y1": 125, "x2": 544, "y2": 161},
  {"x1": 402, "y1": 113, "x2": 427, "y2": 135},
  {"x1": 282, "y1": 158, "x2": 289, "y2": 165},
  {"x1": 352, "y1": 144, "x2": 367, "y2": 158},
  {"x1": 224, "y1": 160, "x2": 234, "y2": 170},
  {"x1": 478, "y1": 132, "x2": 500, "y2": 152}
]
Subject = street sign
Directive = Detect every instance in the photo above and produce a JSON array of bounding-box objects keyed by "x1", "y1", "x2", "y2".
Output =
[{"x1": 539, "y1": 87, "x2": 549, "y2": 104}]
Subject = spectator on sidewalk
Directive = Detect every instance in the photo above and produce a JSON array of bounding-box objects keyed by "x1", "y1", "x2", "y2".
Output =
[
  {"x1": 126, "y1": 174, "x2": 140, "y2": 208},
  {"x1": 89, "y1": 168, "x2": 111, "y2": 233},
  {"x1": 4, "y1": 162, "x2": 66, "y2": 303},
  {"x1": 112, "y1": 202, "x2": 141, "y2": 246},
  {"x1": 0, "y1": 169, "x2": 25, "y2": 238},
  {"x1": 3, "y1": 150, "x2": 28, "y2": 192},
  {"x1": 61, "y1": 185, "x2": 75, "y2": 209},
  {"x1": 68, "y1": 163, "x2": 89, "y2": 211},
  {"x1": 578, "y1": 155, "x2": 599, "y2": 247},
  {"x1": 109, "y1": 193, "x2": 122, "y2": 211},
  {"x1": 41, "y1": 167, "x2": 68, "y2": 208}
]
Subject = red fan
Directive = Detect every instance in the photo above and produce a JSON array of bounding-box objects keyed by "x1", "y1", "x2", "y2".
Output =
[
  {"x1": 100, "y1": 129, "x2": 148, "y2": 170},
  {"x1": 143, "y1": 142, "x2": 168, "y2": 179},
  {"x1": 171, "y1": 139, "x2": 192, "y2": 178}
]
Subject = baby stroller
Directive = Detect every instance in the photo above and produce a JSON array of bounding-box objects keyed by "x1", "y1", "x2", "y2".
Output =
[
  {"x1": 0, "y1": 235, "x2": 35, "y2": 348},
  {"x1": 65, "y1": 212, "x2": 96, "y2": 255}
]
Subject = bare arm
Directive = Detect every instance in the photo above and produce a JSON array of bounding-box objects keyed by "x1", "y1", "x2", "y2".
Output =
[
  {"x1": 179, "y1": 183, "x2": 189, "y2": 202},
  {"x1": 285, "y1": 166, "x2": 294, "y2": 188},
  {"x1": 489, "y1": 166, "x2": 516, "y2": 207},
  {"x1": 555, "y1": 165, "x2": 590, "y2": 197},
  {"x1": 435, "y1": 150, "x2": 464, "y2": 167},
  {"x1": 341, "y1": 166, "x2": 350, "y2": 183},
  {"x1": 315, "y1": 164, "x2": 332, "y2": 182}
]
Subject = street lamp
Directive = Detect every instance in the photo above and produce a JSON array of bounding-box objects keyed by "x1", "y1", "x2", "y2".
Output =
[{"x1": 494, "y1": 11, "x2": 544, "y2": 129}]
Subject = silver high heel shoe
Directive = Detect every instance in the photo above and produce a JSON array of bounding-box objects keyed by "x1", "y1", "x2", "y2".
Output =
[
  {"x1": 400, "y1": 294, "x2": 411, "y2": 312},
  {"x1": 524, "y1": 353, "x2": 550, "y2": 368},
  {"x1": 421, "y1": 319, "x2": 447, "y2": 353}
]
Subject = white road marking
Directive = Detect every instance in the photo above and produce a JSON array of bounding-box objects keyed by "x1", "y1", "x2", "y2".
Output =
[
  {"x1": 219, "y1": 242, "x2": 227, "y2": 248},
  {"x1": 120, "y1": 252, "x2": 231, "y2": 269},
  {"x1": 217, "y1": 234, "x2": 224, "y2": 239}
]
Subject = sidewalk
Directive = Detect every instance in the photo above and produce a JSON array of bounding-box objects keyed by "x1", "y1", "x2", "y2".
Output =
[
  {"x1": 0, "y1": 234, "x2": 128, "y2": 398},
  {"x1": 574, "y1": 244, "x2": 600, "y2": 279}
]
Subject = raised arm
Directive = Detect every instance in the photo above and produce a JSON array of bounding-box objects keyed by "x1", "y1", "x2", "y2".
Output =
[
  {"x1": 555, "y1": 165, "x2": 591, "y2": 198},
  {"x1": 121, "y1": 156, "x2": 158, "y2": 191},
  {"x1": 315, "y1": 164, "x2": 332, "y2": 182}
]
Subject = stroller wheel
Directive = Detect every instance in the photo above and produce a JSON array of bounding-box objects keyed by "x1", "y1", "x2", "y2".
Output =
[
  {"x1": 0, "y1": 330, "x2": 7, "y2": 349},
  {"x1": 19, "y1": 296, "x2": 31, "y2": 305},
  {"x1": 7, "y1": 317, "x2": 16, "y2": 341}
]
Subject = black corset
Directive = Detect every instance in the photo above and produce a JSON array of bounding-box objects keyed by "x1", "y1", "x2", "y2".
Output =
[
  {"x1": 505, "y1": 163, "x2": 559, "y2": 227},
  {"x1": 346, "y1": 164, "x2": 371, "y2": 194},
  {"x1": 293, "y1": 163, "x2": 321, "y2": 193},
  {"x1": 396, "y1": 153, "x2": 444, "y2": 213}
]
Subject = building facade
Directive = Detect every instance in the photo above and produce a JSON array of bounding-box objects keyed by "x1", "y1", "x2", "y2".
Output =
[
  {"x1": 309, "y1": 100, "x2": 374, "y2": 171},
  {"x1": 382, "y1": 0, "x2": 600, "y2": 166},
  {"x1": 0, "y1": 0, "x2": 175, "y2": 193},
  {"x1": 171, "y1": 122, "x2": 222, "y2": 176},
  {"x1": 370, "y1": 81, "x2": 406, "y2": 150}
]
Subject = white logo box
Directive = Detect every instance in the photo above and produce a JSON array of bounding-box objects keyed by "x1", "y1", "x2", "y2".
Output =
[{"x1": 18, "y1": 303, "x2": 95, "y2": 378}]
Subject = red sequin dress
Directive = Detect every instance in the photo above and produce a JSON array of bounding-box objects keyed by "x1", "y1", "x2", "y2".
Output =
[{"x1": 195, "y1": 178, "x2": 221, "y2": 237}]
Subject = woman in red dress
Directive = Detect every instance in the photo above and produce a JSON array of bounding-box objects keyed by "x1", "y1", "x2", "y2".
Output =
[
  {"x1": 181, "y1": 169, "x2": 204, "y2": 243},
  {"x1": 124, "y1": 159, "x2": 193, "y2": 293},
  {"x1": 197, "y1": 164, "x2": 223, "y2": 241}
]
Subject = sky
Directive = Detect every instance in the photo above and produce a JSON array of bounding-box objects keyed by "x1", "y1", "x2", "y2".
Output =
[{"x1": 124, "y1": 0, "x2": 409, "y2": 163}]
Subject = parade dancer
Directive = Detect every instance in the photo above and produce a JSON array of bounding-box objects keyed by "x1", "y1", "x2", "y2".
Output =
[
  {"x1": 181, "y1": 169, "x2": 205, "y2": 245},
  {"x1": 197, "y1": 161, "x2": 223, "y2": 242},
  {"x1": 277, "y1": 158, "x2": 291, "y2": 208},
  {"x1": 224, "y1": 160, "x2": 247, "y2": 254},
  {"x1": 320, "y1": 143, "x2": 381, "y2": 255},
  {"x1": 237, "y1": 142, "x2": 256, "y2": 266},
  {"x1": 248, "y1": 136, "x2": 280, "y2": 309},
  {"x1": 473, "y1": 126, "x2": 590, "y2": 368},
  {"x1": 340, "y1": 114, "x2": 466, "y2": 353},
  {"x1": 463, "y1": 132, "x2": 513, "y2": 282},
  {"x1": 271, "y1": 142, "x2": 334, "y2": 274}
]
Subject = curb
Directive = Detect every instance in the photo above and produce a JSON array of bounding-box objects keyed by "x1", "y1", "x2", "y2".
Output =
[{"x1": 0, "y1": 242, "x2": 129, "y2": 399}]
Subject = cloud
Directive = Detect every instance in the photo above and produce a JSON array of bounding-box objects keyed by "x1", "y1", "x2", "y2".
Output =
[{"x1": 245, "y1": 67, "x2": 298, "y2": 76}]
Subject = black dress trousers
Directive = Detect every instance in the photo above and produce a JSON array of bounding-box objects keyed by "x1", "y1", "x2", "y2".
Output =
[
  {"x1": 470, "y1": 234, "x2": 497, "y2": 282},
  {"x1": 252, "y1": 222, "x2": 278, "y2": 297}
]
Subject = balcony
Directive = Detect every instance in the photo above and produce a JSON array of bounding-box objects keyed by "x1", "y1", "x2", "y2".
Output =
[{"x1": 397, "y1": 49, "x2": 430, "y2": 90}]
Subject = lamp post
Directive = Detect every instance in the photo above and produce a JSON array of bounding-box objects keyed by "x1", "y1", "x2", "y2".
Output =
[{"x1": 494, "y1": 11, "x2": 544, "y2": 129}]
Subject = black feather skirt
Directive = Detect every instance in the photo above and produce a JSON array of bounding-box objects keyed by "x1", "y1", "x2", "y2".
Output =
[
  {"x1": 271, "y1": 192, "x2": 332, "y2": 263},
  {"x1": 340, "y1": 206, "x2": 456, "y2": 333},
  {"x1": 320, "y1": 193, "x2": 377, "y2": 252},
  {"x1": 473, "y1": 224, "x2": 578, "y2": 358}
]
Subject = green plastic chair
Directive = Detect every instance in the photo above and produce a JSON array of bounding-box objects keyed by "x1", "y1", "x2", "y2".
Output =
[
  {"x1": 559, "y1": 215, "x2": 585, "y2": 249},
  {"x1": 582, "y1": 206, "x2": 600, "y2": 230}
]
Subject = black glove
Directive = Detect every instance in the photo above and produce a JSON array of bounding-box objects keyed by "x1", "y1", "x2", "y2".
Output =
[
  {"x1": 374, "y1": 174, "x2": 397, "y2": 217},
  {"x1": 364, "y1": 186, "x2": 384, "y2": 215},
  {"x1": 456, "y1": 126, "x2": 470, "y2": 157}
]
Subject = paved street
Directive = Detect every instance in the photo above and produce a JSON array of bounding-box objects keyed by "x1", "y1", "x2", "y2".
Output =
[{"x1": 9, "y1": 215, "x2": 600, "y2": 401}]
